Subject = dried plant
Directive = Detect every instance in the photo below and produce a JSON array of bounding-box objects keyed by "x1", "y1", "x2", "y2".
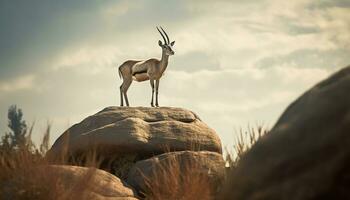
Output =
[
  {"x1": 225, "y1": 125, "x2": 269, "y2": 168},
  {"x1": 142, "y1": 155, "x2": 214, "y2": 200}
]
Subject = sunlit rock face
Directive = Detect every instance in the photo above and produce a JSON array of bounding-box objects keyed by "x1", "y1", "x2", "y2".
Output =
[
  {"x1": 49, "y1": 107, "x2": 222, "y2": 160},
  {"x1": 221, "y1": 65, "x2": 350, "y2": 200}
]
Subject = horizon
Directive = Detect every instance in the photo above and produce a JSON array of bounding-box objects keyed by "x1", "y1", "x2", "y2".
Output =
[{"x1": 1, "y1": 0, "x2": 350, "y2": 148}]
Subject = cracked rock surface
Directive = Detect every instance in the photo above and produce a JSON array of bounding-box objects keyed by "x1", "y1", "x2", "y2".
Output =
[{"x1": 49, "y1": 107, "x2": 222, "y2": 160}]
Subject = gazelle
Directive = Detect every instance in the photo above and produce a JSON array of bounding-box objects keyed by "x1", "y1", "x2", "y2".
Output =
[{"x1": 118, "y1": 27, "x2": 175, "y2": 107}]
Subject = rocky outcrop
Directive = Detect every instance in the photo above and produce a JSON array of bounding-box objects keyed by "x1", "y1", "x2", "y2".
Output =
[
  {"x1": 49, "y1": 107, "x2": 222, "y2": 160},
  {"x1": 127, "y1": 151, "x2": 225, "y2": 195},
  {"x1": 48, "y1": 107, "x2": 224, "y2": 198},
  {"x1": 221, "y1": 66, "x2": 350, "y2": 199}
]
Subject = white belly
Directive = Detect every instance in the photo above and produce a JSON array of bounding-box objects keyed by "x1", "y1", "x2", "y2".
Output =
[{"x1": 133, "y1": 73, "x2": 150, "y2": 82}]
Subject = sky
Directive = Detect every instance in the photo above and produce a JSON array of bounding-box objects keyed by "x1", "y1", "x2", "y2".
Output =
[{"x1": 0, "y1": 0, "x2": 349, "y2": 148}]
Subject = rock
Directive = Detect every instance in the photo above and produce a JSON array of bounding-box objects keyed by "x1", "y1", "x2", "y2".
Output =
[
  {"x1": 3, "y1": 165, "x2": 139, "y2": 200},
  {"x1": 49, "y1": 107, "x2": 222, "y2": 161},
  {"x1": 127, "y1": 151, "x2": 225, "y2": 197},
  {"x1": 50, "y1": 165, "x2": 139, "y2": 199},
  {"x1": 220, "y1": 66, "x2": 350, "y2": 199}
]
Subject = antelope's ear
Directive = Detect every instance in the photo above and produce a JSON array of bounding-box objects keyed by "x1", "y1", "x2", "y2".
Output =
[
  {"x1": 170, "y1": 41, "x2": 175, "y2": 46},
  {"x1": 158, "y1": 40, "x2": 163, "y2": 47}
]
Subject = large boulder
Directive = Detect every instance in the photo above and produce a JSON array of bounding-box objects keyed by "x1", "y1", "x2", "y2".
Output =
[
  {"x1": 127, "y1": 151, "x2": 225, "y2": 198},
  {"x1": 48, "y1": 107, "x2": 222, "y2": 163},
  {"x1": 221, "y1": 65, "x2": 350, "y2": 199},
  {"x1": 48, "y1": 165, "x2": 139, "y2": 200}
]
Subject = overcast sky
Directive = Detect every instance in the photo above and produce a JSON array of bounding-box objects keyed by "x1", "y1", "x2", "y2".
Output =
[{"x1": 0, "y1": 0, "x2": 349, "y2": 148}]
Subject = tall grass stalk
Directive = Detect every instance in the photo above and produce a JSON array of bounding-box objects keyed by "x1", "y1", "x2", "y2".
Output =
[
  {"x1": 142, "y1": 155, "x2": 213, "y2": 200},
  {"x1": 225, "y1": 125, "x2": 269, "y2": 168}
]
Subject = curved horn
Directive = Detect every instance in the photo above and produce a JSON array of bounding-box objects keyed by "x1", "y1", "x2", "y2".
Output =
[
  {"x1": 157, "y1": 26, "x2": 167, "y2": 44},
  {"x1": 160, "y1": 26, "x2": 170, "y2": 44}
]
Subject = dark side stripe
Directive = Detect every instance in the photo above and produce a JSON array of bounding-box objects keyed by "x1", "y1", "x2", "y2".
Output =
[{"x1": 132, "y1": 70, "x2": 147, "y2": 76}]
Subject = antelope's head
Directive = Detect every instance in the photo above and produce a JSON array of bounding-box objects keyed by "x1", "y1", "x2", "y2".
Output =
[{"x1": 157, "y1": 26, "x2": 175, "y2": 56}]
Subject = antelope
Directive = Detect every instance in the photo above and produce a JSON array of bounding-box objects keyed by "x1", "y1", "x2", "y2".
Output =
[{"x1": 118, "y1": 27, "x2": 175, "y2": 107}]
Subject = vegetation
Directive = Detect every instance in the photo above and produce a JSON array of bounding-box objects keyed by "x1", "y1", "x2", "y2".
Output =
[
  {"x1": 0, "y1": 105, "x2": 51, "y2": 199},
  {"x1": 226, "y1": 125, "x2": 268, "y2": 168},
  {"x1": 1, "y1": 105, "x2": 28, "y2": 151},
  {"x1": 142, "y1": 155, "x2": 213, "y2": 200}
]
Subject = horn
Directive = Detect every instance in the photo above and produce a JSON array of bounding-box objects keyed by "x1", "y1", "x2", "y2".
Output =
[
  {"x1": 157, "y1": 26, "x2": 167, "y2": 44},
  {"x1": 160, "y1": 26, "x2": 170, "y2": 44}
]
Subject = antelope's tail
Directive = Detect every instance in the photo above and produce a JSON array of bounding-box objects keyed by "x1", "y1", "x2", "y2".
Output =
[{"x1": 118, "y1": 66, "x2": 122, "y2": 79}]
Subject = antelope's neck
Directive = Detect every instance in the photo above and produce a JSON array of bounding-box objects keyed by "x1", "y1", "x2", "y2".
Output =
[{"x1": 159, "y1": 51, "x2": 169, "y2": 73}]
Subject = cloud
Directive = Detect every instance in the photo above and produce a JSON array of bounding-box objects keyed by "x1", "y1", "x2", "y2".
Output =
[
  {"x1": 0, "y1": 75, "x2": 36, "y2": 93},
  {"x1": 53, "y1": 46, "x2": 122, "y2": 74},
  {"x1": 172, "y1": 51, "x2": 221, "y2": 72},
  {"x1": 102, "y1": 0, "x2": 190, "y2": 29},
  {"x1": 308, "y1": 0, "x2": 350, "y2": 9},
  {"x1": 256, "y1": 48, "x2": 350, "y2": 69},
  {"x1": 159, "y1": 67, "x2": 330, "y2": 108}
]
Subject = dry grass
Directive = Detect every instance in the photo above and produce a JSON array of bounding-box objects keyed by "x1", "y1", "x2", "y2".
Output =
[
  {"x1": 225, "y1": 125, "x2": 269, "y2": 168},
  {"x1": 0, "y1": 125, "x2": 101, "y2": 200},
  {"x1": 142, "y1": 155, "x2": 214, "y2": 200},
  {"x1": 0, "y1": 148, "x2": 103, "y2": 200}
]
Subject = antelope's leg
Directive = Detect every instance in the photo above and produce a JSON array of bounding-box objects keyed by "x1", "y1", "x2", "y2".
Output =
[
  {"x1": 150, "y1": 79, "x2": 155, "y2": 107},
  {"x1": 155, "y1": 79, "x2": 160, "y2": 107},
  {"x1": 119, "y1": 83, "x2": 124, "y2": 106},
  {"x1": 122, "y1": 78, "x2": 132, "y2": 107}
]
